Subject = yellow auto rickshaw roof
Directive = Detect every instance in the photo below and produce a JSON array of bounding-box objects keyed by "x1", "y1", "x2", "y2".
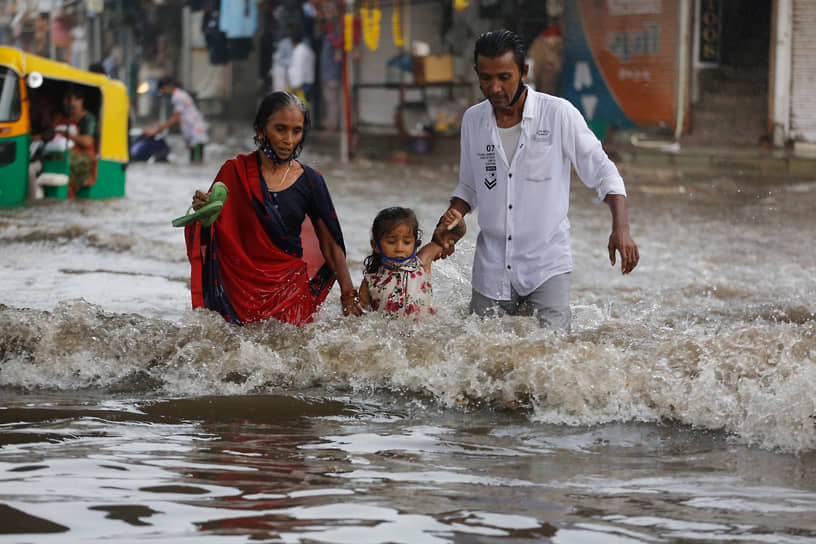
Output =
[{"x1": 0, "y1": 46, "x2": 129, "y2": 162}]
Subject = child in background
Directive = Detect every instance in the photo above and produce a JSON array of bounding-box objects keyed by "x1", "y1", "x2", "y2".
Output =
[{"x1": 359, "y1": 207, "x2": 464, "y2": 320}]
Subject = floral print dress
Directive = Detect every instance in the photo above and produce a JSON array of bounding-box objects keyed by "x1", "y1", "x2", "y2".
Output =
[{"x1": 364, "y1": 257, "x2": 434, "y2": 320}]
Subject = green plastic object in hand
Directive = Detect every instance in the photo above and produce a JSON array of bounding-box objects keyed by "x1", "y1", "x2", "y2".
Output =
[{"x1": 171, "y1": 182, "x2": 228, "y2": 228}]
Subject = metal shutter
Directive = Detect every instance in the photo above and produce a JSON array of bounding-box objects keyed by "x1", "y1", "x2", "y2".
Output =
[{"x1": 790, "y1": 0, "x2": 816, "y2": 141}]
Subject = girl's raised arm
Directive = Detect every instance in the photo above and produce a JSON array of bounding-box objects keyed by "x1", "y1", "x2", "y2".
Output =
[{"x1": 417, "y1": 241, "x2": 444, "y2": 274}]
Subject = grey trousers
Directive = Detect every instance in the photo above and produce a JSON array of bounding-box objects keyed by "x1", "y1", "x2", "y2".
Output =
[{"x1": 470, "y1": 272, "x2": 572, "y2": 331}]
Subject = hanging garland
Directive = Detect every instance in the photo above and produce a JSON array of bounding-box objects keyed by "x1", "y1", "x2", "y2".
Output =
[
  {"x1": 326, "y1": 19, "x2": 343, "y2": 50},
  {"x1": 344, "y1": 12, "x2": 354, "y2": 52},
  {"x1": 360, "y1": 0, "x2": 381, "y2": 51},
  {"x1": 392, "y1": 0, "x2": 404, "y2": 47}
]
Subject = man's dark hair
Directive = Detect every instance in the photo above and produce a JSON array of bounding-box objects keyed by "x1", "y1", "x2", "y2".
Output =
[
  {"x1": 65, "y1": 85, "x2": 86, "y2": 101},
  {"x1": 157, "y1": 76, "x2": 177, "y2": 90},
  {"x1": 474, "y1": 29, "x2": 526, "y2": 73}
]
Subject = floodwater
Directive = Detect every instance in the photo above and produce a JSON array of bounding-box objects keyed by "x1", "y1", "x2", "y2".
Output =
[{"x1": 1, "y1": 136, "x2": 815, "y2": 543}]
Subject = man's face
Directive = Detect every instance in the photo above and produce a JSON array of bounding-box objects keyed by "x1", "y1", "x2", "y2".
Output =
[
  {"x1": 474, "y1": 51, "x2": 528, "y2": 111},
  {"x1": 64, "y1": 94, "x2": 82, "y2": 116}
]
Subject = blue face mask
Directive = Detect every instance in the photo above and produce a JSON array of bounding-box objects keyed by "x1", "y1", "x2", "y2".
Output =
[
  {"x1": 259, "y1": 137, "x2": 295, "y2": 165},
  {"x1": 508, "y1": 80, "x2": 526, "y2": 107},
  {"x1": 375, "y1": 239, "x2": 418, "y2": 269}
]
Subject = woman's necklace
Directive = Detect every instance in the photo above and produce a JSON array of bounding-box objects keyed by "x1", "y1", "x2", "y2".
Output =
[{"x1": 266, "y1": 160, "x2": 292, "y2": 193}]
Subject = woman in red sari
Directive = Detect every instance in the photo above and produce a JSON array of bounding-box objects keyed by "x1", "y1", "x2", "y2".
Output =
[{"x1": 184, "y1": 92, "x2": 362, "y2": 325}]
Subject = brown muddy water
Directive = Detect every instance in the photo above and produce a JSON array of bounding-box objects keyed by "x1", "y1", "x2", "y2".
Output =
[{"x1": 1, "y1": 140, "x2": 815, "y2": 543}]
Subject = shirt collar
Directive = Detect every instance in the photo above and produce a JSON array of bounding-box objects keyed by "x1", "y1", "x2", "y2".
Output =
[
  {"x1": 481, "y1": 86, "x2": 538, "y2": 128},
  {"x1": 520, "y1": 86, "x2": 538, "y2": 120}
]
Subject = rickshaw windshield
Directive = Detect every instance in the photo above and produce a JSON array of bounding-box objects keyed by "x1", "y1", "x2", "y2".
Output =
[{"x1": 0, "y1": 67, "x2": 21, "y2": 123}]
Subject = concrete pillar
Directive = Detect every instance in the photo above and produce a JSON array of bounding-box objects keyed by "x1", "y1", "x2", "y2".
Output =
[
  {"x1": 771, "y1": 0, "x2": 792, "y2": 148},
  {"x1": 181, "y1": 6, "x2": 192, "y2": 91},
  {"x1": 675, "y1": 0, "x2": 692, "y2": 141}
]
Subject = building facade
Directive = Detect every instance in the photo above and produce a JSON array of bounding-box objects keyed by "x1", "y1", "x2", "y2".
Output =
[{"x1": 560, "y1": 0, "x2": 816, "y2": 148}]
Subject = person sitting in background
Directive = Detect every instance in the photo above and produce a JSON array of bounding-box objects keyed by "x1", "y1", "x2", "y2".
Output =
[
  {"x1": 27, "y1": 90, "x2": 58, "y2": 198},
  {"x1": 143, "y1": 77, "x2": 209, "y2": 163},
  {"x1": 55, "y1": 86, "x2": 98, "y2": 196}
]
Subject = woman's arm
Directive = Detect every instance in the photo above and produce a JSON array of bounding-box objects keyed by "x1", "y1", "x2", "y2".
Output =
[{"x1": 313, "y1": 218, "x2": 362, "y2": 316}]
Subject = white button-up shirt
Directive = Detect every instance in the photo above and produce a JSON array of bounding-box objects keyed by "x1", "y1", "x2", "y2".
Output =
[{"x1": 452, "y1": 89, "x2": 627, "y2": 299}]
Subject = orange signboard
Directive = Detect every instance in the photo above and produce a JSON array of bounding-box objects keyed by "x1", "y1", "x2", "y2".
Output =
[{"x1": 563, "y1": 0, "x2": 679, "y2": 130}]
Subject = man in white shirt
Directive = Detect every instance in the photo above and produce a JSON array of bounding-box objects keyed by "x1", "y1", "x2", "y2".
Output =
[
  {"x1": 287, "y1": 31, "x2": 316, "y2": 108},
  {"x1": 433, "y1": 29, "x2": 639, "y2": 331}
]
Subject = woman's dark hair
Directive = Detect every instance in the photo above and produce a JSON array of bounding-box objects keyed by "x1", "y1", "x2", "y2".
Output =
[
  {"x1": 363, "y1": 207, "x2": 422, "y2": 274},
  {"x1": 473, "y1": 29, "x2": 526, "y2": 73},
  {"x1": 253, "y1": 91, "x2": 311, "y2": 158}
]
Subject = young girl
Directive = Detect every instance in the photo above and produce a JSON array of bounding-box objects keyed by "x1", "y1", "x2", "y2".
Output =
[{"x1": 358, "y1": 207, "x2": 464, "y2": 320}]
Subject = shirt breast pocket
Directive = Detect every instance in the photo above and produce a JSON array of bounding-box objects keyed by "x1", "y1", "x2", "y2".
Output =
[{"x1": 525, "y1": 141, "x2": 555, "y2": 182}]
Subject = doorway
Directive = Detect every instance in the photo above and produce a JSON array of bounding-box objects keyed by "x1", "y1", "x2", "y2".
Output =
[{"x1": 688, "y1": 0, "x2": 772, "y2": 147}]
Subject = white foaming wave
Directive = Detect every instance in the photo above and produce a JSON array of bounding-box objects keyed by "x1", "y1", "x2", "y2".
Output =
[{"x1": 0, "y1": 299, "x2": 814, "y2": 452}]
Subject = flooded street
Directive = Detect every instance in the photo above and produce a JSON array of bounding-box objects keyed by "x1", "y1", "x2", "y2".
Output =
[{"x1": 1, "y1": 137, "x2": 816, "y2": 542}]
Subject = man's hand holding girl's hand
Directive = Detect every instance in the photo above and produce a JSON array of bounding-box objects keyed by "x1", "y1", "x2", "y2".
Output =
[{"x1": 432, "y1": 209, "x2": 466, "y2": 258}]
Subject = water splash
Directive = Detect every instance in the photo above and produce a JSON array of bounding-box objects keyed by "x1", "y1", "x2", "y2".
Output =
[{"x1": 1, "y1": 298, "x2": 814, "y2": 452}]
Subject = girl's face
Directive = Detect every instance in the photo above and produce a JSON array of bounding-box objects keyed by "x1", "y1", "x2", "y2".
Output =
[
  {"x1": 373, "y1": 223, "x2": 416, "y2": 259},
  {"x1": 258, "y1": 106, "x2": 304, "y2": 159}
]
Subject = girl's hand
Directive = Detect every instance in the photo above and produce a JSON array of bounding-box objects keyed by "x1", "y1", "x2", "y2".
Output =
[
  {"x1": 191, "y1": 190, "x2": 209, "y2": 211},
  {"x1": 341, "y1": 289, "x2": 363, "y2": 316},
  {"x1": 432, "y1": 209, "x2": 466, "y2": 258}
]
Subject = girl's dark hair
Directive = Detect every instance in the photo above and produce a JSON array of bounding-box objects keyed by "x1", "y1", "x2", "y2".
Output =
[
  {"x1": 473, "y1": 29, "x2": 526, "y2": 73},
  {"x1": 363, "y1": 207, "x2": 422, "y2": 274},
  {"x1": 253, "y1": 91, "x2": 311, "y2": 157}
]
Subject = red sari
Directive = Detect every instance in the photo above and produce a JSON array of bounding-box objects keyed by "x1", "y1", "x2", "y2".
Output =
[{"x1": 184, "y1": 152, "x2": 345, "y2": 326}]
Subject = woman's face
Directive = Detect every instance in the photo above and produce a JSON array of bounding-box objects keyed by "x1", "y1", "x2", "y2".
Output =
[{"x1": 258, "y1": 106, "x2": 304, "y2": 159}]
